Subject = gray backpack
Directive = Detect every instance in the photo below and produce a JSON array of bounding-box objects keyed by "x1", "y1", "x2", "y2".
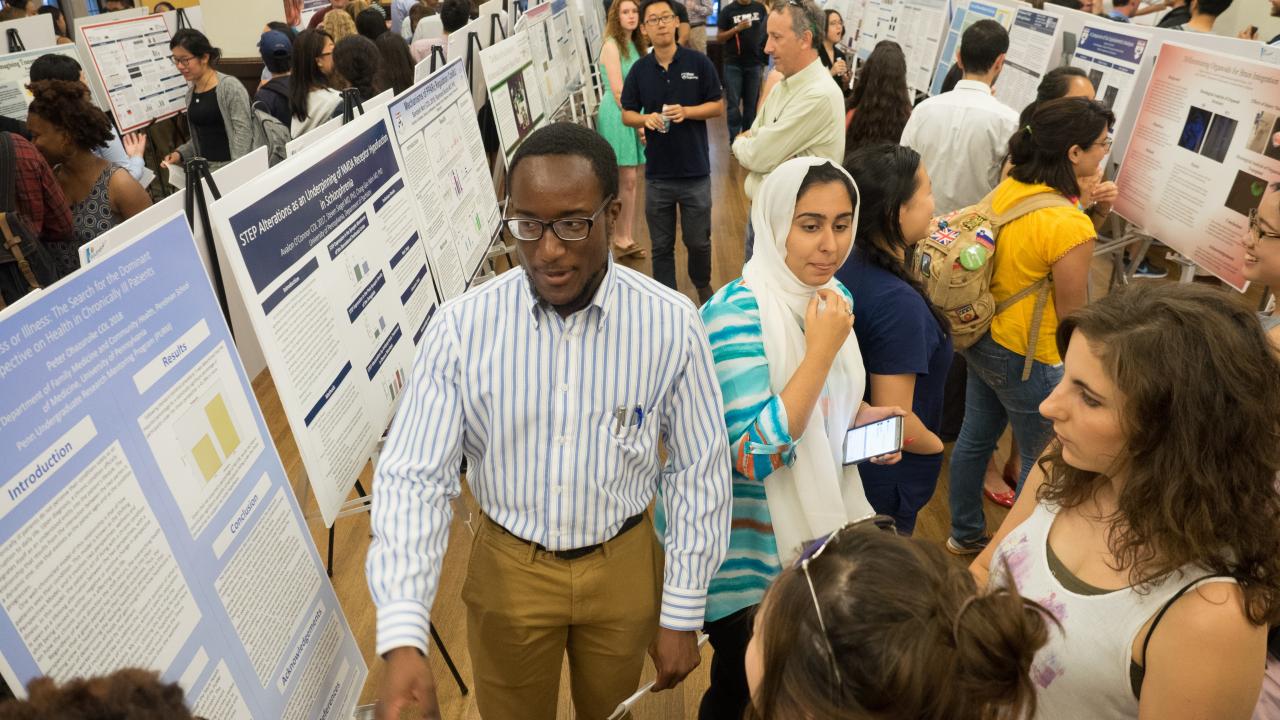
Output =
[{"x1": 251, "y1": 102, "x2": 290, "y2": 167}]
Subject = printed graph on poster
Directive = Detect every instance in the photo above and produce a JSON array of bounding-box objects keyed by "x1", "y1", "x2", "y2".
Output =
[{"x1": 1113, "y1": 42, "x2": 1280, "y2": 292}]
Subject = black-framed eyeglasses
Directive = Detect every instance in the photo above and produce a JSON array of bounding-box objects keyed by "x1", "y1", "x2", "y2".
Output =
[
  {"x1": 502, "y1": 195, "x2": 614, "y2": 242},
  {"x1": 644, "y1": 13, "x2": 677, "y2": 25},
  {"x1": 1249, "y1": 207, "x2": 1280, "y2": 243},
  {"x1": 171, "y1": 54, "x2": 197, "y2": 67},
  {"x1": 794, "y1": 514, "x2": 897, "y2": 684}
]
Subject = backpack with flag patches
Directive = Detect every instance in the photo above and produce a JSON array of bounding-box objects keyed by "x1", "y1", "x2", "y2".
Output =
[{"x1": 913, "y1": 189, "x2": 1074, "y2": 379}]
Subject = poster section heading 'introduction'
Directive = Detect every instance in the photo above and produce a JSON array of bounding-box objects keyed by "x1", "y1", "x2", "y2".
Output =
[
  {"x1": 387, "y1": 59, "x2": 501, "y2": 302},
  {"x1": 211, "y1": 110, "x2": 440, "y2": 527},
  {"x1": 1113, "y1": 43, "x2": 1280, "y2": 292},
  {"x1": 80, "y1": 14, "x2": 188, "y2": 133},
  {"x1": 0, "y1": 215, "x2": 366, "y2": 717},
  {"x1": 483, "y1": 30, "x2": 548, "y2": 162},
  {"x1": 929, "y1": 0, "x2": 1016, "y2": 96}
]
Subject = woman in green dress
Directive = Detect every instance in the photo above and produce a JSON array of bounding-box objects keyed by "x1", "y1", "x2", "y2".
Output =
[{"x1": 598, "y1": 0, "x2": 648, "y2": 259}]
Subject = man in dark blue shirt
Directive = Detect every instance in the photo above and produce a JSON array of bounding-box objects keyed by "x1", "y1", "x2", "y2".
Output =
[{"x1": 621, "y1": 0, "x2": 724, "y2": 303}]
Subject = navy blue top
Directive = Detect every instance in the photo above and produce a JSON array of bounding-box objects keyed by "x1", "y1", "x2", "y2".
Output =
[
  {"x1": 837, "y1": 250, "x2": 952, "y2": 490},
  {"x1": 620, "y1": 46, "x2": 722, "y2": 180}
]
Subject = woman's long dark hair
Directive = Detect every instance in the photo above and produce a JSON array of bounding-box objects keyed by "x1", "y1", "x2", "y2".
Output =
[
  {"x1": 374, "y1": 32, "x2": 415, "y2": 95},
  {"x1": 845, "y1": 41, "x2": 911, "y2": 154},
  {"x1": 1008, "y1": 96, "x2": 1114, "y2": 198},
  {"x1": 334, "y1": 35, "x2": 379, "y2": 102},
  {"x1": 844, "y1": 143, "x2": 950, "y2": 333},
  {"x1": 289, "y1": 29, "x2": 333, "y2": 123}
]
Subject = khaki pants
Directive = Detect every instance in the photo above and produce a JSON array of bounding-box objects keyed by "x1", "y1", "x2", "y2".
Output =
[
  {"x1": 461, "y1": 514, "x2": 663, "y2": 720},
  {"x1": 688, "y1": 24, "x2": 707, "y2": 53}
]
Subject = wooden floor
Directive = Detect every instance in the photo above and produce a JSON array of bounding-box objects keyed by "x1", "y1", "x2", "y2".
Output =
[{"x1": 256, "y1": 119, "x2": 1265, "y2": 719}]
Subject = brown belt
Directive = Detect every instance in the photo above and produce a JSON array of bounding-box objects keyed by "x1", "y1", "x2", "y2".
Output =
[{"x1": 496, "y1": 512, "x2": 645, "y2": 561}]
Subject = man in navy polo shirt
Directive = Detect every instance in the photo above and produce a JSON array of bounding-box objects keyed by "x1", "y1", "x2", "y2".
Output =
[{"x1": 621, "y1": 0, "x2": 724, "y2": 304}]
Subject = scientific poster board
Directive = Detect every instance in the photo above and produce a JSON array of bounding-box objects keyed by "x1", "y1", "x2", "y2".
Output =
[
  {"x1": 79, "y1": 148, "x2": 271, "y2": 380},
  {"x1": 0, "y1": 14, "x2": 57, "y2": 56},
  {"x1": 210, "y1": 110, "x2": 440, "y2": 526},
  {"x1": 448, "y1": 15, "x2": 493, "y2": 112},
  {"x1": 482, "y1": 30, "x2": 547, "y2": 162},
  {"x1": 520, "y1": 0, "x2": 576, "y2": 113},
  {"x1": 855, "y1": 0, "x2": 897, "y2": 62},
  {"x1": 0, "y1": 45, "x2": 96, "y2": 121},
  {"x1": 1113, "y1": 43, "x2": 1280, "y2": 291},
  {"x1": 572, "y1": 0, "x2": 604, "y2": 64},
  {"x1": 79, "y1": 14, "x2": 187, "y2": 133},
  {"x1": 929, "y1": 0, "x2": 1016, "y2": 96},
  {"x1": 0, "y1": 215, "x2": 366, "y2": 717},
  {"x1": 386, "y1": 60, "x2": 501, "y2": 301},
  {"x1": 897, "y1": 0, "x2": 949, "y2": 94},
  {"x1": 993, "y1": 7, "x2": 1063, "y2": 115},
  {"x1": 1068, "y1": 19, "x2": 1152, "y2": 164}
]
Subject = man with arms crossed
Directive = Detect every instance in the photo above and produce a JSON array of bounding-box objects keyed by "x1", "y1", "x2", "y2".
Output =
[
  {"x1": 369, "y1": 122, "x2": 733, "y2": 720},
  {"x1": 732, "y1": 0, "x2": 844, "y2": 258}
]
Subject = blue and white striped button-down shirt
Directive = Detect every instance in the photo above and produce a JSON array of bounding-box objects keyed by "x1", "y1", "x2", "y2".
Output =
[{"x1": 366, "y1": 261, "x2": 733, "y2": 656}]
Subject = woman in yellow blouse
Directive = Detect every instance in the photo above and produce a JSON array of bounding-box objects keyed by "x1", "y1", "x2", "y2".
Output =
[{"x1": 946, "y1": 97, "x2": 1115, "y2": 555}]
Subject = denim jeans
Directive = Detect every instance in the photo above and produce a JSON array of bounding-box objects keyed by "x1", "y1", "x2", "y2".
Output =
[
  {"x1": 948, "y1": 334, "x2": 1062, "y2": 543},
  {"x1": 645, "y1": 176, "x2": 712, "y2": 290},
  {"x1": 723, "y1": 62, "x2": 763, "y2": 142}
]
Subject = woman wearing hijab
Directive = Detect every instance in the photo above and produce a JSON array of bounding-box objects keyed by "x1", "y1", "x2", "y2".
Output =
[{"x1": 696, "y1": 156, "x2": 903, "y2": 720}]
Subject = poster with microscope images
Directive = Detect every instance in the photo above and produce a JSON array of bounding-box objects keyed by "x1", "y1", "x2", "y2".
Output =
[
  {"x1": 1114, "y1": 42, "x2": 1280, "y2": 291},
  {"x1": 481, "y1": 30, "x2": 547, "y2": 162},
  {"x1": 0, "y1": 216, "x2": 365, "y2": 718}
]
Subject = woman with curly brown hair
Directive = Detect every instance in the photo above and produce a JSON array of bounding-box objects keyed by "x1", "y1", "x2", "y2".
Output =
[
  {"x1": 746, "y1": 518, "x2": 1051, "y2": 719},
  {"x1": 973, "y1": 282, "x2": 1280, "y2": 720},
  {"x1": 26, "y1": 79, "x2": 151, "y2": 273},
  {"x1": 843, "y1": 40, "x2": 911, "y2": 155}
]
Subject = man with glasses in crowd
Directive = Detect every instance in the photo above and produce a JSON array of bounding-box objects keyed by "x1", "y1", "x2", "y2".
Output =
[
  {"x1": 369, "y1": 122, "x2": 732, "y2": 720},
  {"x1": 731, "y1": 0, "x2": 844, "y2": 259},
  {"x1": 621, "y1": 0, "x2": 724, "y2": 304}
]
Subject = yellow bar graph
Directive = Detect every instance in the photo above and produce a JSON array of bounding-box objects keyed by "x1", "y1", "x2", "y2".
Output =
[
  {"x1": 205, "y1": 394, "x2": 240, "y2": 457},
  {"x1": 191, "y1": 435, "x2": 221, "y2": 481}
]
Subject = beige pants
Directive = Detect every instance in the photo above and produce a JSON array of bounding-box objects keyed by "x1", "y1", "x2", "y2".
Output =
[
  {"x1": 461, "y1": 514, "x2": 663, "y2": 720},
  {"x1": 688, "y1": 24, "x2": 707, "y2": 53}
]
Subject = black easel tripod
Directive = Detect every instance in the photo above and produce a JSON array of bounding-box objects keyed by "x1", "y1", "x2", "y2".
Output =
[{"x1": 182, "y1": 157, "x2": 232, "y2": 331}]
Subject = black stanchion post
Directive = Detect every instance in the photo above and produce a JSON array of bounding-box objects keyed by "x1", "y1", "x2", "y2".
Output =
[{"x1": 182, "y1": 157, "x2": 233, "y2": 333}]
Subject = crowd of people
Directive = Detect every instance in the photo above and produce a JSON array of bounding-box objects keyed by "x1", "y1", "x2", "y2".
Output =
[{"x1": 1, "y1": 0, "x2": 1279, "y2": 718}]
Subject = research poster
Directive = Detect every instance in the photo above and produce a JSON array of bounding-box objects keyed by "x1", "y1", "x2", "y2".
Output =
[
  {"x1": 1113, "y1": 43, "x2": 1280, "y2": 291},
  {"x1": 482, "y1": 30, "x2": 548, "y2": 162},
  {"x1": 994, "y1": 7, "x2": 1063, "y2": 114},
  {"x1": 520, "y1": 1, "x2": 574, "y2": 113},
  {"x1": 929, "y1": 0, "x2": 1016, "y2": 96},
  {"x1": 0, "y1": 15, "x2": 57, "y2": 57},
  {"x1": 0, "y1": 45, "x2": 91, "y2": 121},
  {"x1": 0, "y1": 216, "x2": 366, "y2": 717},
  {"x1": 211, "y1": 111, "x2": 438, "y2": 526},
  {"x1": 80, "y1": 14, "x2": 188, "y2": 133},
  {"x1": 1068, "y1": 19, "x2": 1152, "y2": 161},
  {"x1": 897, "y1": 0, "x2": 948, "y2": 94},
  {"x1": 387, "y1": 60, "x2": 501, "y2": 301},
  {"x1": 572, "y1": 0, "x2": 604, "y2": 65},
  {"x1": 855, "y1": 0, "x2": 896, "y2": 62}
]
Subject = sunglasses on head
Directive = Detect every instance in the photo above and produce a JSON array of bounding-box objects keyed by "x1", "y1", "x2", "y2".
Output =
[{"x1": 794, "y1": 514, "x2": 898, "y2": 684}]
